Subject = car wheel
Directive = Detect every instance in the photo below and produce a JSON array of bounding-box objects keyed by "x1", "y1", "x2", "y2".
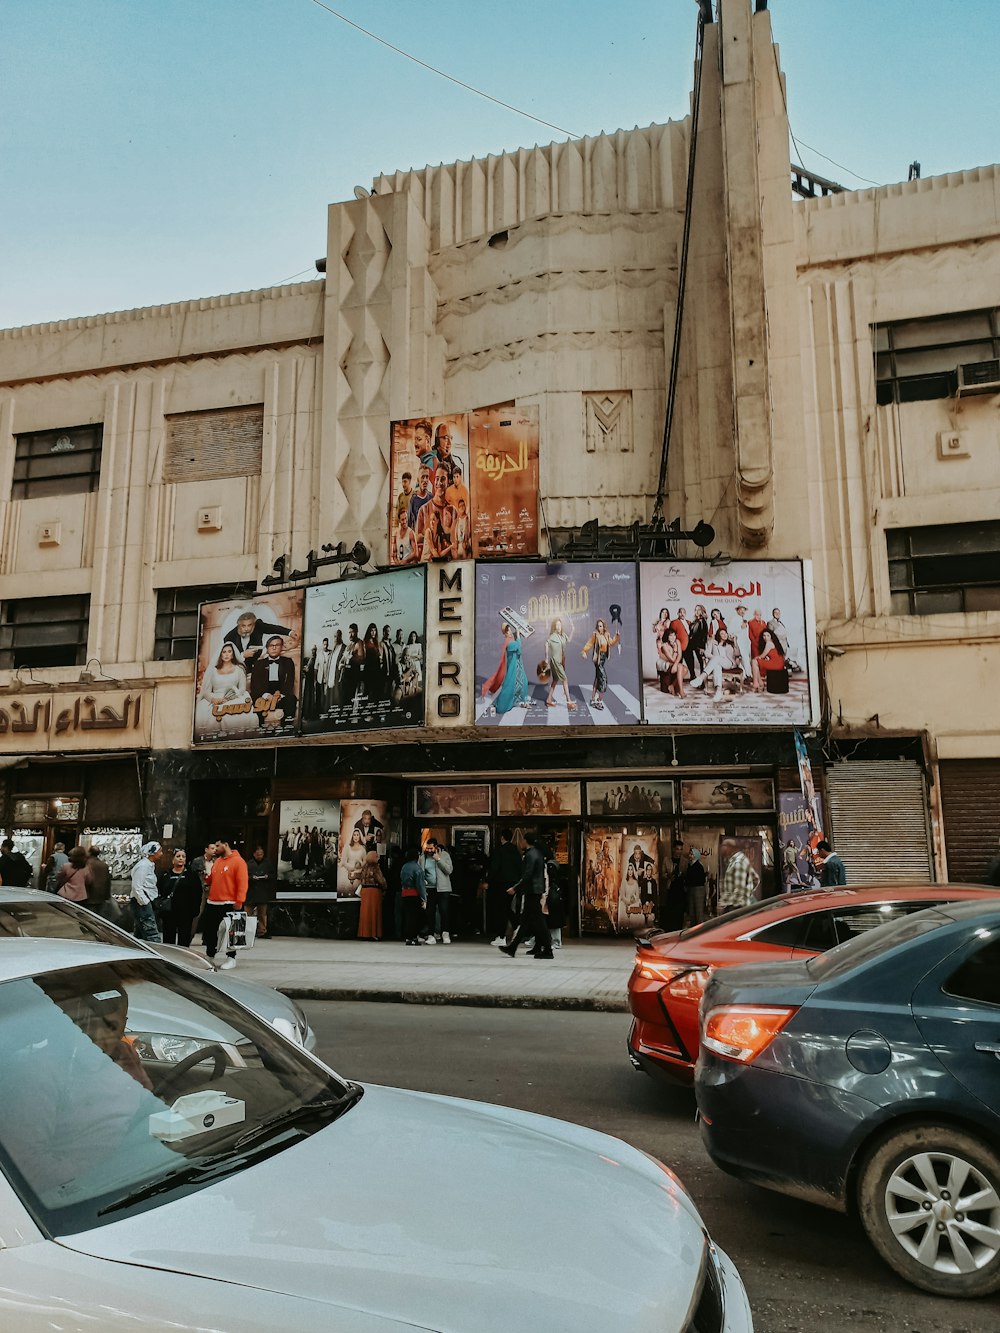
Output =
[{"x1": 858, "y1": 1124, "x2": 1000, "y2": 1298}]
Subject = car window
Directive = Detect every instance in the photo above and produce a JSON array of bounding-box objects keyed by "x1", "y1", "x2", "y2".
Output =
[
  {"x1": 750, "y1": 914, "x2": 814, "y2": 949},
  {"x1": 0, "y1": 958, "x2": 352, "y2": 1236},
  {"x1": 828, "y1": 900, "x2": 948, "y2": 946},
  {"x1": 944, "y1": 938, "x2": 1000, "y2": 1006},
  {"x1": 0, "y1": 900, "x2": 124, "y2": 946},
  {"x1": 680, "y1": 896, "x2": 790, "y2": 939},
  {"x1": 807, "y1": 908, "x2": 951, "y2": 981}
]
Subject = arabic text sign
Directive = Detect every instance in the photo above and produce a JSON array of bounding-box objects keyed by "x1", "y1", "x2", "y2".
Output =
[
  {"x1": 0, "y1": 691, "x2": 152, "y2": 753},
  {"x1": 638, "y1": 560, "x2": 815, "y2": 728},
  {"x1": 468, "y1": 403, "x2": 539, "y2": 557}
]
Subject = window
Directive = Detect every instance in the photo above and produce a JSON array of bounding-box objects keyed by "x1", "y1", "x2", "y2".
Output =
[
  {"x1": 0, "y1": 595, "x2": 90, "y2": 669},
  {"x1": 874, "y1": 308, "x2": 1000, "y2": 405},
  {"x1": 12, "y1": 425, "x2": 103, "y2": 500},
  {"x1": 887, "y1": 522, "x2": 1000, "y2": 615},
  {"x1": 154, "y1": 585, "x2": 246, "y2": 661},
  {"x1": 944, "y1": 938, "x2": 1000, "y2": 1006},
  {"x1": 163, "y1": 405, "x2": 263, "y2": 484}
]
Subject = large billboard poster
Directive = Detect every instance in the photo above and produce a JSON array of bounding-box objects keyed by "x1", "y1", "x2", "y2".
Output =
[
  {"x1": 467, "y1": 403, "x2": 539, "y2": 557},
  {"x1": 474, "y1": 562, "x2": 641, "y2": 726},
  {"x1": 639, "y1": 561, "x2": 814, "y2": 727},
  {"x1": 301, "y1": 568, "x2": 426, "y2": 734},
  {"x1": 193, "y1": 591, "x2": 303, "y2": 744},
  {"x1": 388, "y1": 414, "x2": 470, "y2": 564},
  {"x1": 388, "y1": 403, "x2": 539, "y2": 563}
]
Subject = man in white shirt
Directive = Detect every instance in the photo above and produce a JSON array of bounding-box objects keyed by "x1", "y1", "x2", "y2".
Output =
[{"x1": 130, "y1": 841, "x2": 163, "y2": 943}]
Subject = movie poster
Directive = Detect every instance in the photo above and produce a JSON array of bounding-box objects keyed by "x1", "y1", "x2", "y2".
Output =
[
  {"x1": 639, "y1": 560, "x2": 815, "y2": 727},
  {"x1": 388, "y1": 414, "x2": 470, "y2": 565},
  {"x1": 496, "y1": 782, "x2": 581, "y2": 816},
  {"x1": 586, "y1": 781, "x2": 674, "y2": 816},
  {"x1": 582, "y1": 829, "x2": 622, "y2": 934},
  {"x1": 617, "y1": 832, "x2": 660, "y2": 931},
  {"x1": 276, "y1": 800, "x2": 340, "y2": 893},
  {"x1": 193, "y1": 591, "x2": 304, "y2": 744},
  {"x1": 414, "y1": 784, "x2": 491, "y2": 818},
  {"x1": 300, "y1": 568, "x2": 426, "y2": 734},
  {"x1": 778, "y1": 792, "x2": 825, "y2": 891},
  {"x1": 337, "y1": 799, "x2": 389, "y2": 894},
  {"x1": 680, "y1": 778, "x2": 775, "y2": 813},
  {"x1": 468, "y1": 403, "x2": 539, "y2": 557},
  {"x1": 474, "y1": 562, "x2": 641, "y2": 726},
  {"x1": 677, "y1": 825, "x2": 724, "y2": 916}
]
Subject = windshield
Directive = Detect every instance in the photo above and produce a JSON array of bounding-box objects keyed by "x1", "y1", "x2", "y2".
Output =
[
  {"x1": 805, "y1": 907, "x2": 952, "y2": 981},
  {"x1": 0, "y1": 957, "x2": 352, "y2": 1235}
]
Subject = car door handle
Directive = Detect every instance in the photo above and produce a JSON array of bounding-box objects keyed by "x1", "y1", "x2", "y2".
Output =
[{"x1": 974, "y1": 1042, "x2": 1000, "y2": 1055}]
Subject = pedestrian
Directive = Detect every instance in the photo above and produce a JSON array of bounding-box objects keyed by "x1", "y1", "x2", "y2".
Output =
[
  {"x1": 499, "y1": 831, "x2": 553, "y2": 958},
  {"x1": 816, "y1": 840, "x2": 848, "y2": 887},
  {"x1": 420, "y1": 837, "x2": 454, "y2": 944},
  {"x1": 661, "y1": 839, "x2": 687, "y2": 931},
  {"x1": 543, "y1": 850, "x2": 566, "y2": 949},
  {"x1": 202, "y1": 836, "x2": 248, "y2": 971},
  {"x1": 157, "y1": 848, "x2": 203, "y2": 946},
  {"x1": 55, "y1": 845, "x2": 90, "y2": 903},
  {"x1": 85, "y1": 846, "x2": 113, "y2": 915},
  {"x1": 40, "y1": 841, "x2": 68, "y2": 893},
  {"x1": 400, "y1": 844, "x2": 428, "y2": 945},
  {"x1": 986, "y1": 837, "x2": 1000, "y2": 887},
  {"x1": 717, "y1": 840, "x2": 759, "y2": 914},
  {"x1": 384, "y1": 842, "x2": 404, "y2": 940},
  {"x1": 130, "y1": 842, "x2": 163, "y2": 943},
  {"x1": 685, "y1": 848, "x2": 708, "y2": 925},
  {"x1": 488, "y1": 827, "x2": 522, "y2": 946},
  {"x1": 190, "y1": 841, "x2": 216, "y2": 942},
  {"x1": 0, "y1": 837, "x2": 33, "y2": 887},
  {"x1": 357, "y1": 846, "x2": 386, "y2": 940},
  {"x1": 246, "y1": 845, "x2": 277, "y2": 939}
]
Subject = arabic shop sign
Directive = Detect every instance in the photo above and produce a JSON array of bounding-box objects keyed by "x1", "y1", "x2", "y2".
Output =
[{"x1": 0, "y1": 691, "x2": 151, "y2": 752}]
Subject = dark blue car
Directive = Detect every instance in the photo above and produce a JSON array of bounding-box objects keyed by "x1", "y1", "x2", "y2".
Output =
[{"x1": 696, "y1": 898, "x2": 1000, "y2": 1298}]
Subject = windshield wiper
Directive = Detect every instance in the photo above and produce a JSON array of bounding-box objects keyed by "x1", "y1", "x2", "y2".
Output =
[
  {"x1": 97, "y1": 1087, "x2": 362, "y2": 1216},
  {"x1": 231, "y1": 1085, "x2": 363, "y2": 1153}
]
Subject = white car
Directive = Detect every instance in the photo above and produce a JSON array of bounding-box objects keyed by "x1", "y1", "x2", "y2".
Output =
[
  {"x1": 0, "y1": 886, "x2": 315, "y2": 1050},
  {"x1": 0, "y1": 939, "x2": 754, "y2": 1332}
]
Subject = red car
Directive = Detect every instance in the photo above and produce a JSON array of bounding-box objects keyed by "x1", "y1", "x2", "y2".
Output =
[{"x1": 627, "y1": 884, "x2": 998, "y2": 1085}]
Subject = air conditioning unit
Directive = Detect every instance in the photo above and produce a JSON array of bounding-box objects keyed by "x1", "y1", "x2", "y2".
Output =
[{"x1": 956, "y1": 359, "x2": 1000, "y2": 395}]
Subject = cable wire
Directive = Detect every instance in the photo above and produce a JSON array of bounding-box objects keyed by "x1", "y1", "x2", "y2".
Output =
[{"x1": 307, "y1": 0, "x2": 578, "y2": 139}]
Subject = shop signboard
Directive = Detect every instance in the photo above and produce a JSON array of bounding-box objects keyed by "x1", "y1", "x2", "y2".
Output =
[
  {"x1": 638, "y1": 560, "x2": 816, "y2": 727},
  {"x1": 388, "y1": 404, "x2": 539, "y2": 563},
  {"x1": 585, "y1": 781, "x2": 674, "y2": 816},
  {"x1": 300, "y1": 568, "x2": 427, "y2": 734},
  {"x1": 0, "y1": 689, "x2": 152, "y2": 754},
  {"x1": 276, "y1": 800, "x2": 340, "y2": 894},
  {"x1": 496, "y1": 782, "x2": 581, "y2": 817},
  {"x1": 414, "y1": 784, "x2": 491, "y2": 817},
  {"x1": 193, "y1": 591, "x2": 304, "y2": 745},
  {"x1": 338, "y1": 800, "x2": 389, "y2": 895},
  {"x1": 474, "y1": 561, "x2": 641, "y2": 725},
  {"x1": 680, "y1": 778, "x2": 775, "y2": 813}
]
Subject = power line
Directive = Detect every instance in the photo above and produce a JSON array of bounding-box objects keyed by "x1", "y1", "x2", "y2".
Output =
[
  {"x1": 307, "y1": 0, "x2": 578, "y2": 139},
  {"x1": 793, "y1": 138, "x2": 881, "y2": 188}
]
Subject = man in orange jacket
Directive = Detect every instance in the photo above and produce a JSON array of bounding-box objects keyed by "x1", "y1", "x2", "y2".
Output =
[{"x1": 203, "y1": 836, "x2": 248, "y2": 971}]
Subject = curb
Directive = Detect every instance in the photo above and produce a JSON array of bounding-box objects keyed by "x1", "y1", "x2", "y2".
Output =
[{"x1": 278, "y1": 986, "x2": 629, "y2": 1013}]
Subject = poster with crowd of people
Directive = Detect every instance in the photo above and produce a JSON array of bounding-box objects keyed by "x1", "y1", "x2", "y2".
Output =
[
  {"x1": 474, "y1": 562, "x2": 641, "y2": 725},
  {"x1": 638, "y1": 560, "x2": 814, "y2": 727},
  {"x1": 337, "y1": 799, "x2": 389, "y2": 894},
  {"x1": 586, "y1": 781, "x2": 674, "y2": 816},
  {"x1": 582, "y1": 829, "x2": 623, "y2": 934},
  {"x1": 277, "y1": 799, "x2": 339, "y2": 894},
  {"x1": 388, "y1": 403, "x2": 539, "y2": 564},
  {"x1": 582, "y1": 829, "x2": 662, "y2": 934},
  {"x1": 193, "y1": 591, "x2": 304, "y2": 745},
  {"x1": 300, "y1": 568, "x2": 426, "y2": 734},
  {"x1": 496, "y1": 782, "x2": 581, "y2": 816}
]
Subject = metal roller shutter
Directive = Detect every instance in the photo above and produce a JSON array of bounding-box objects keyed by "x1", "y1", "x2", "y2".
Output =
[
  {"x1": 825, "y1": 760, "x2": 933, "y2": 884},
  {"x1": 939, "y1": 760, "x2": 1000, "y2": 884}
]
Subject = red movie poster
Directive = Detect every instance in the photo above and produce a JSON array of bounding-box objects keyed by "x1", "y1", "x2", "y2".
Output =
[{"x1": 468, "y1": 403, "x2": 539, "y2": 557}]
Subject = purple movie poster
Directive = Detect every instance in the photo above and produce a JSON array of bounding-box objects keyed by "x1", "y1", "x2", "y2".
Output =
[{"x1": 474, "y1": 562, "x2": 640, "y2": 727}]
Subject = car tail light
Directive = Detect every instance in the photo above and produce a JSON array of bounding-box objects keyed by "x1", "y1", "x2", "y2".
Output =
[
  {"x1": 665, "y1": 967, "x2": 712, "y2": 1002},
  {"x1": 634, "y1": 957, "x2": 689, "y2": 984},
  {"x1": 702, "y1": 1005, "x2": 798, "y2": 1064}
]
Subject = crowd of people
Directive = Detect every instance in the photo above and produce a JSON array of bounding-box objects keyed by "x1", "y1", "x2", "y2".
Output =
[{"x1": 653, "y1": 604, "x2": 797, "y2": 702}]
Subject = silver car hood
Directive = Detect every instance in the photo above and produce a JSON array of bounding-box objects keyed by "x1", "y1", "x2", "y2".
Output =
[{"x1": 61, "y1": 1083, "x2": 706, "y2": 1333}]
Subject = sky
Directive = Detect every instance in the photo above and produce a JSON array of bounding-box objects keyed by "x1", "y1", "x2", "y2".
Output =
[{"x1": 1, "y1": 0, "x2": 997, "y2": 330}]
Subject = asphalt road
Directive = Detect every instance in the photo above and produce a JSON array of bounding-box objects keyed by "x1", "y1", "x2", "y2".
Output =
[{"x1": 305, "y1": 1000, "x2": 999, "y2": 1333}]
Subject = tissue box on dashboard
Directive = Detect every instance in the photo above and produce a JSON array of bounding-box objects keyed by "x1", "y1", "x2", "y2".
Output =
[{"x1": 149, "y1": 1090, "x2": 246, "y2": 1143}]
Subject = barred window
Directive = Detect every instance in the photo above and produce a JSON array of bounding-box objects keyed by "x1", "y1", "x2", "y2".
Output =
[
  {"x1": 874, "y1": 309, "x2": 1000, "y2": 405},
  {"x1": 887, "y1": 522, "x2": 1000, "y2": 615},
  {"x1": 0, "y1": 596, "x2": 90, "y2": 669},
  {"x1": 12, "y1": 425, "x2": 103, "y2": 500},
  {"x1": 154, "y1": 584, "x2": 247, "y2": 661}
]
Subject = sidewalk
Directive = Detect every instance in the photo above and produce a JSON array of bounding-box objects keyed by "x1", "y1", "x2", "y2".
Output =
[{"x1": 232, "y1": 935, "x2": 636, "y2": 1012}]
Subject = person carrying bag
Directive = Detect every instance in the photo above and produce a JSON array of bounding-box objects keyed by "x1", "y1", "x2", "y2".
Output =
[{"x1": 56, "y1": 846, "x2": 90, "y2": 903}]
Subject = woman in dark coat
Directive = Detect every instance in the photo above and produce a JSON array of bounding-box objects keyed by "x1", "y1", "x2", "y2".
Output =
[
  {"x1": 157, "y1": 849, "x2": 203, "y2": 947},
  {"x1": 247, "y1": 845, "x2": 277, "y2": 938}
]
